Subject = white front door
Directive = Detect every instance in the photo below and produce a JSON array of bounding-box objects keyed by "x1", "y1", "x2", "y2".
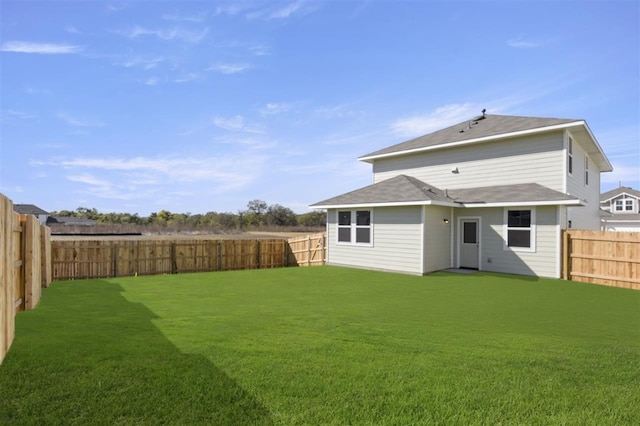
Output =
[{"x1": 460, "y1": 219, "x2": 479, "y2": 269}]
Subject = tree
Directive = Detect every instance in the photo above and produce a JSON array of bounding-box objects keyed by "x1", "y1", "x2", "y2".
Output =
[
  {"x1": 298, "y1": 210, "x2": 326, "y2": 227},
  {"x1": 265, "y1": 204, "x2": 298, "y2": 226}
]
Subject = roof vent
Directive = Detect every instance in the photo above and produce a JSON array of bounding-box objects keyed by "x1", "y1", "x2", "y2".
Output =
[{"x1": 481, "y1": 108, "x2": 486, "y2": 118}]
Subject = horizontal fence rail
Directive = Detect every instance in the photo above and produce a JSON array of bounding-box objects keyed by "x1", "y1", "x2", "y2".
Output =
[
  {"x1": 563, "y1": 230, "x2": 639, "y2": 290},
  {"x1": 52, "y1": 233, "x2": 328, "y2": 281},
  {"x1": 51, "y1": 239, "x2": 291, "y2": 280}
]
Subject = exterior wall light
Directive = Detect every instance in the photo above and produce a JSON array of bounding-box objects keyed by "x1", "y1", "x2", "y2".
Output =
[{"x1": 443, "y1": 218, "x2": 449, "y2": 224}]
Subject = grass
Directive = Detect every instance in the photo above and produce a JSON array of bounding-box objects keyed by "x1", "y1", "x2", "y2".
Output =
[{"x1": 1, "y1": 266, "x2": 638, "y2": 425}]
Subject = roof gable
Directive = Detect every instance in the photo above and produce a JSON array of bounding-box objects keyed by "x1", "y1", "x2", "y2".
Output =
[
  {"x1": 358, "y1": 113, "x2": 613, "y2": 172},
  {"x1": 600, "y1": 186, "x2": 640, "y2": 202},
  {"x1": 360, "y1": 114, "x2": 578, "y2": 159}
]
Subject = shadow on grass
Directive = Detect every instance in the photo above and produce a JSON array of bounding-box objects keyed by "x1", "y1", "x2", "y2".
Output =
[{"x1": 0, "y1": 280, "x2": 273, "y2": 425}]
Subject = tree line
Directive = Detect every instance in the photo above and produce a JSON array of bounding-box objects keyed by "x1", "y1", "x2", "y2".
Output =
[{"x1": 50, "y1": 200, "x2": 326, "y2": 230}]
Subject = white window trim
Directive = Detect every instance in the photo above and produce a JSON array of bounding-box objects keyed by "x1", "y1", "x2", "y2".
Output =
[
  {"x1": 336, "y1": 209, "x2": 373, "y2": 247},
  {"x1": 614, "y1": 197, "x2": 638, "y2": 213},
  {"x1": 567, "y1": 136, "x2": 574, "y2": 176},
  {"x1": 503, "y1": 207, "x2": 536, "y2": 253},
  {"x1": 584, "y1": 154, "x2": 589, "y2": 186}
]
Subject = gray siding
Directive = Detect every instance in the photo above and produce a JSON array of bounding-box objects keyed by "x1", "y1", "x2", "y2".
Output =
[
  {"x1": 455, "y1": 206, "x2": 560, "y2": 278},
  {"x1": 373, "y1": 132, "x2": 565, "y2": 192},
  {"x1": 565, "y1": 130, "x2": 604, "y2": 230},
  {"x1": 423, "y1": 205, "x2": 452, "y2": 272},
  {"x1": 326, "y1": 206, "x2": 423, "y2": 275}
]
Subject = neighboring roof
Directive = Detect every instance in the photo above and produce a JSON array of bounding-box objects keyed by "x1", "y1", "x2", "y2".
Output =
[
  {"x1": 13, "y1": 204, "x2": 49, "y2": 215},
  {"x1": 47, "y1": 216, "x2": 97, "y2": 226},
  {"x1": 358, "y1": 113, "x2": 613, "y2": 172},
  {"x1": 602, "y1": 214, "x2": 640, "y2": 222},
  {"x1": 600, "y1": 186, "x2": 640, "y2": 202},
  {"x1": 311, "y1": 175, "x2": 582, "y2": 209}
]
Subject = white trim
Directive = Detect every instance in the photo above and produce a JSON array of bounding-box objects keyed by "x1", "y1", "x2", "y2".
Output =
[
  {"x1": 420, "y1": 206, "x2": 425, "y2": 274},
  {"x1": 503, "y1": 207, "x2": 537, "y2": 253},
  {"x1": 335, "y1": 209, "x2": 374, "y2": 247},
  {"x1": 461, "y1": 200, "x2": 583, "y2": 208},
  {"x1": 555, "y1": 207, "x2": 561, "y2": 279},
  {"x1": 359, "y1": 121, "x2": 586, "y2": 163},
  {"x1": 312, "y1": 200, "x2": 459, "y2": 209},
  {"x1": 450, "y1": 207, "x2": 455, "y2": 269},
  {"x1": 314, "y1": 199, "x2": 583, "y2": 210}
]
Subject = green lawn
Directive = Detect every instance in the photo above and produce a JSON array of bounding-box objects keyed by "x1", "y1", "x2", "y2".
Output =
[{"x1": 1, "y1": 267, "x2": 638, "y2": 425}]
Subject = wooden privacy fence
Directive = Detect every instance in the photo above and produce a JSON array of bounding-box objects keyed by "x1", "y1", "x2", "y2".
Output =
[
  {"x1": 51, "y1": 233, "x2": 328, "y2": 280},
  {"x1": 562, "y1": 230, "x2": 639, "y2": 290},
  {"x1": 52, "y1": 239, "x2": 289, "y2": 280},
  {"x1": 287, "y1": 233, "x2": 326, "y2": 267},
  {"x1": 1, "y1": 194, "x2": 51, "y2": 364}
]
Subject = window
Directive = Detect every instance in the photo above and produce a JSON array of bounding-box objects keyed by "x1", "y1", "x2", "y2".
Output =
[
  {"x1": 584, "y1": 155, "x2": 589, "y2": 186},
  {"x1": 615, "y1": 197, "x2": 637, "y2": 213},
  {"x1": 615, "y1": 198, "x2": 637, "y2": 213},
  {"x1": 568, "y1": 137, "x2": 573, "y2": 175},
  {"x1": 337, "y1": 210, "x2": 372, "y2": 245},
  {"x1": 338, "y1": 211, "x2": 351, "y2": 242},
  {"x1": 504, "y1": 209, "x2": 535, "y2": 252}
]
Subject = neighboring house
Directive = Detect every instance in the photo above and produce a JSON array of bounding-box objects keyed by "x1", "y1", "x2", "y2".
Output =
[
  {"x1": 12, "y1": 204, "x2": 97, "y2": 226},
  {"x1": 600, "y1": 186, "x2": 640, "y2": 232},
  {"x1": 311, "y1": 113, "x2": 613, "y2": 278},
  {"x1": 13, "y1": 204, "x2": 51, "y2": 225}
]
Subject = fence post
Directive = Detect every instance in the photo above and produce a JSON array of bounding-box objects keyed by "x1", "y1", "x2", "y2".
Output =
[
  {"x1": 170, "y1": 242, "x2": 177, "y2": 274},
  {"x1": 562, "y1": 230, "x2": 570, "y2": 281},
  {"x1": 112, "y1": 245, "x2": 119, "y2": 278}
]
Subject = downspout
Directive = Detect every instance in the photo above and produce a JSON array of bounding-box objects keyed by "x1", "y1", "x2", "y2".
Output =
[{"x1": 450, "y1": 206, "x2": 455, "y2": 268}]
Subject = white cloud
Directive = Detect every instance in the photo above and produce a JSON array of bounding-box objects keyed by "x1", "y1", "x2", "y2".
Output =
[
  {"x1": 207, "y1": 63, "x2": 251, "y2": 74},
  {"x1": 174, "y1": 72, "x2": 199, "y2": 83},
  {"x1": 116, "y1": 26, "x2": 208, "y2": 43},
  {"x1": 64, "y1": 26, "x2": 81, "y2": 34},
  {"x1": 507, "y1": 36, "x2": 543, "y2": 48},
  {"x1": 3, "y1": 109, "x2": 36, "y2": 120},
  {"x1": 120, "y1": 56, "x2": 165, "y2": 70},
  {"x1": 260, "y1": 103, "x2": 290, "y2": 115},
  {"x1": 391, "y1": 103, "x2": 479, "y2": 137},
  {"x1": 143, "y1": 76, "x2": 161, "y2": 86},
  {"x1": 32, "y1": 154, "x2": 269, "y2": 196},
  {"x1": 268, "y1": 1, "x2": 303, "y2": 19},
  {"x1": 212, "y1": 115, "x2": 263, "y2": 133},
  {"x1": 58, "y1": 112, "x2": 104, "y2": 128},
  {"x1": 1, "y1": 41, "x2": 83, "y2": 54},
  {"x1": 162, "y1": 11, "x2": 209, "y2": 23}
]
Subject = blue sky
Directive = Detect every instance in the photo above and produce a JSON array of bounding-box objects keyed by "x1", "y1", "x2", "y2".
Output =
[{"x1": 1, "y1": 0, "x2": 638, "y2": 215}]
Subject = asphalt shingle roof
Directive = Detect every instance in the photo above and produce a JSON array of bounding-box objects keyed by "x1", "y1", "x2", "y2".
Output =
[
  {"x1": 360, "y1": 114, "x2": 580, "y2": 160},
  {"x1": 600, "y1": 186, "x2": 640, "y2": 202},
  {"x1": 311, "y1": 175, "x2": 579, "y2": 208},
  {"x1": 13, "y1": 204, "x2": 49, "y2": 215}
]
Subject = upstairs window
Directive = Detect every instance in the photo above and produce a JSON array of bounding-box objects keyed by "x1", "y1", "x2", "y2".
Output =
[
  {"x1": 584, "y1": 155, "x2": 589, "y2": 186},
  {"x1": 568, "y1": 137, "x2": 573, "y2": 175},
  {"x1": 337, "y1": 210, "x2": 372, "y2": 245},
  {"x1": 504, "y1": 208, "x2": 536, "y2": 252}
]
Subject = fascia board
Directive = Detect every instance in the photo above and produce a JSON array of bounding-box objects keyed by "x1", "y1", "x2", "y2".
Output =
[
  {"x1": 580, "y1": 121, "x2": 614, "y2": 172},
  {"x1": 310, "y1": 200, "x2": 460, "y2": 209},
  {"x1": 358, "y1": 122, "x2": 585, "y2": 163},
  {"x1": 460, "y1": 199, "x2": 584, "y2": 208}
]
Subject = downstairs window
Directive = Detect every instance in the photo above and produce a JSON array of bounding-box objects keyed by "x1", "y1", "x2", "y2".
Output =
[
  {"x1": 337, "y1": 210, "x2": 372, "y2": 245},
  {"x1": 504, "y1": 208, "x2": 536, "y2": 252}
]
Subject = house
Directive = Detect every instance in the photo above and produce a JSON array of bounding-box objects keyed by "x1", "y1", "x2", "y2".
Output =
[
  {"x1": 13, "y1": 204, "x2": 51, "y2": 225},
  {"x1": 13, "y1": 204, "x2": 97, "y2": 227},
  {"x1": 600, "y1": 186, "x2": 640, "y2": 232},
  {"x1": 311, "y1": 113, "x2": 613, "y2": 278}
]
